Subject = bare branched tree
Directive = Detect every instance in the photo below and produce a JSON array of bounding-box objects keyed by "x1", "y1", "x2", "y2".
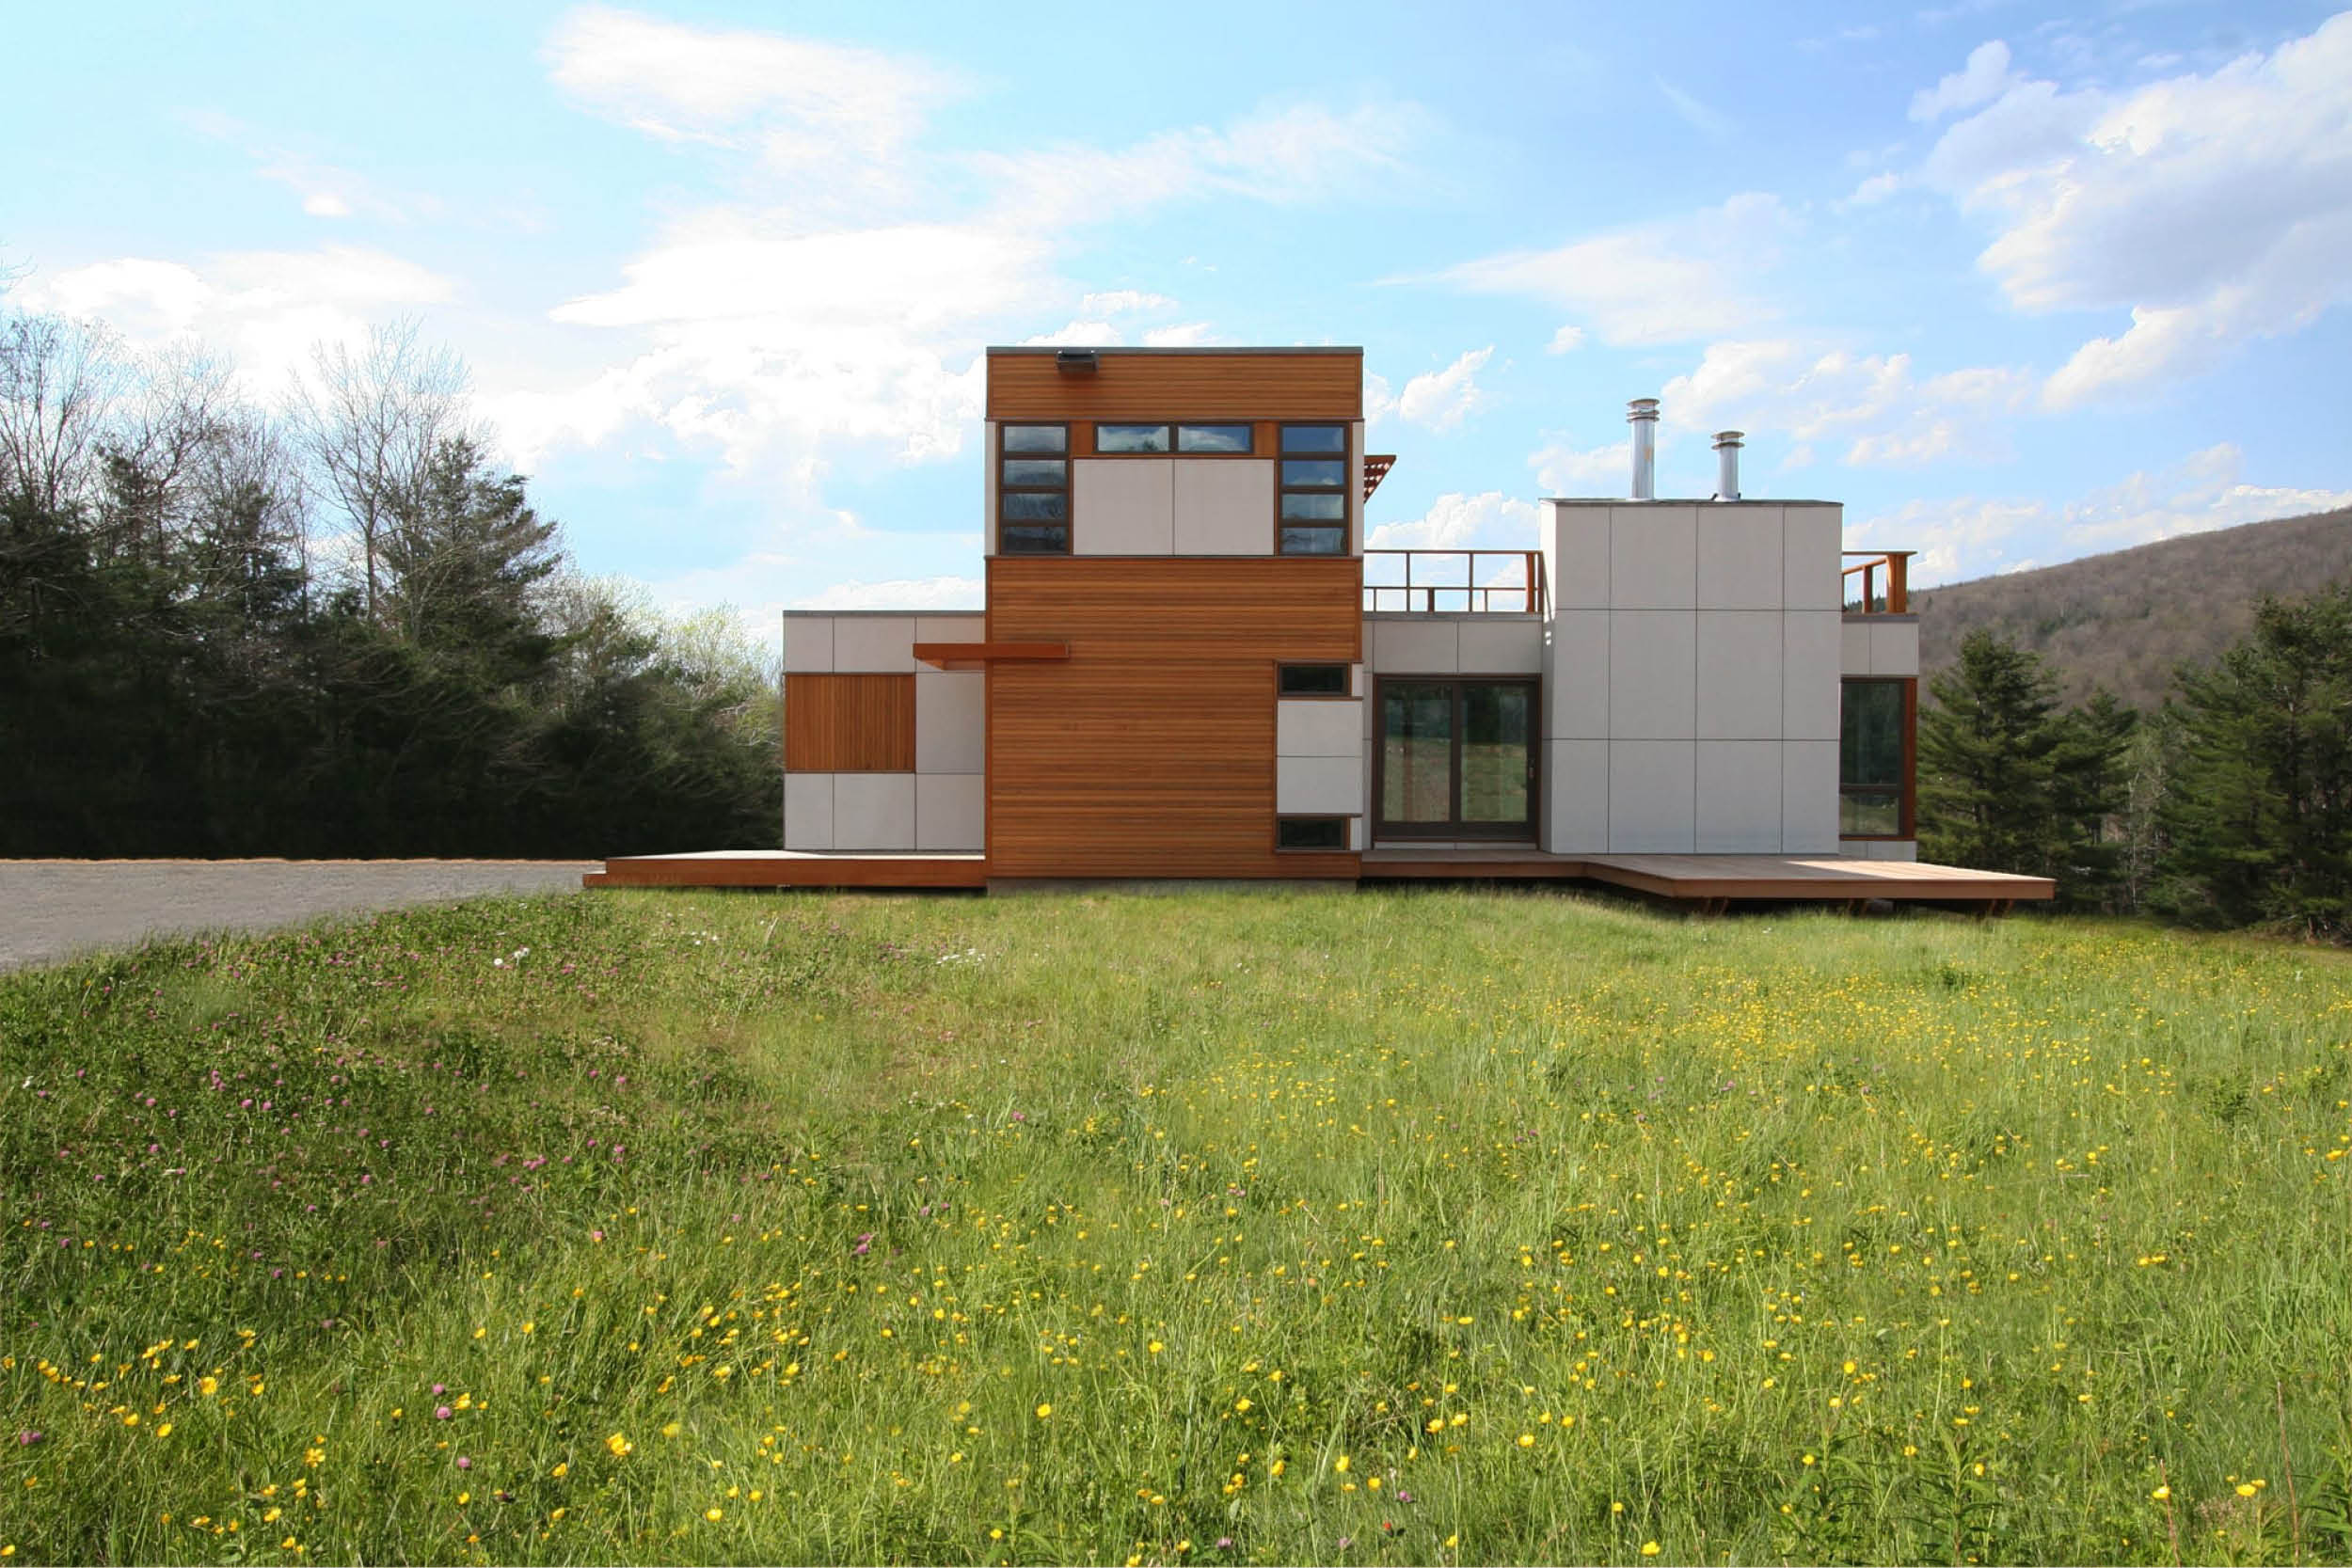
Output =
[
  {"x1": 291, "y1": 318, "x2": 469, "y2": 621},
  {"x1": 0, "y1": 311, "x2": 129, "y2": 510}
]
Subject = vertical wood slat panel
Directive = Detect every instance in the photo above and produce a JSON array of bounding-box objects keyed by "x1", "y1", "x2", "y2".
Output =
[
  {"x1": 783, "y1": 673, "x2": 915, "y2": 772},
  {"x1": 985, "y1": 557, "x2": 1361, "y2": 879}
]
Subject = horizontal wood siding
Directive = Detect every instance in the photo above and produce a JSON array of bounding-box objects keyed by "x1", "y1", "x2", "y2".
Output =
[
  {"x1": 986, "y1": 558, "x2": 1362, "y2": 878},
  {"x1": 783, "y1": 673, "x2": 915, "y2": 772},
  {"x1": 988, "y1": 352, "x2": 1361, "y2": 421}
]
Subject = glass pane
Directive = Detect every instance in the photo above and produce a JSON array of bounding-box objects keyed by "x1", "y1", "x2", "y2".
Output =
[
  {"x1": 1279, "y1": 525, "x2": 1345, "y2": 555},
  {"x1": 1000, "y1": 492, "x2": 1067, "y2": 522},
  {"x1": 1281, "y1": 458, "x2": 1345, "y2": 488},
  {"x1": 1840, "y1": 681, "x2": 1905, "y2": 788},
  {"x1": 1460, "y1": 684, "x2": 1532, "y2": 824},
  {"x1": 1096, "y1": 423, "x2": 1170, "y2": 453},
  {"x1": 1280, "y1": 492, "x2": 1345, "y2": 522},
  {"x1": 1177, "y1": 423, "x2": 1253, "y2": 453},
  {"x1": 1277, "y1": 816, "x2": 1347, "y2": 849},
  {"x1": 999, "y1": 523, "x2": 1068, "y2": 554},
  {"x1": 1002, "y1": 425, "x2": 1066, "y2": 454},
  {"x1": 1381, "y1": 682, "x2": 1454, "y2": 824},
  {"x1": 1841, "y1": 789, "x2": 1902, "y2": 836},
  {"x1": 1282, "y1": 424, "x2": 1347, "y2": 453},
  {"x1": 1001, "y1": 458, "x2": 1066, "y2": 488},
  {"x1": 1279, "y1": 664, "x2": 1348, "y2": 696}
]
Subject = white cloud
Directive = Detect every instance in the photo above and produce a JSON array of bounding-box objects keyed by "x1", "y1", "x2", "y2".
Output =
[
  {"x1": 969, "y1": 103, "x2": 1420, "y2": 230},
  {"x1": 13, "y1": 246, "x2": 454, "y2": 394},
  {"x1": 1655, "y1": 77, "x2": 1734, "y2": 137},
  {"x1": 1546, "y1": 325, "x2": 1584, "y2": 354},
  {"x1": 1080, "y1": 290, "x2": 1175, "y2": 315},
  {"x1": 1855, "y1": 442, "x2": 2352, "y2": 584},
  {"x1": 1910, "y1": 40, "x2": 2020, "y2": 121},
  {"x1": 1845, "y1": 171, "x2": 1904, "y2": 206},
  {"x1": 1661, "y1": 338, "x2": 2032, "y2": 468},
  {"x1": 1437, "y1": 192, "x2": 1793, "y2": 346},
  {"x1": 1912, "y1": 15, "x2": 2352, "y2": 404},
  {"x1": 1529, "y1": 437, "x2": 1629, "y2": 496},
  {"x1": 791, "y1": 575, "x2": 984, "y2": 610},
  {"x1": 1366, "y1": 490, "x2": 1541, "y2": 550},
  {"x1": 1373, "y1": 346, "x2": 1492, "y2": 434},
  {"x1": 1141, "y1": 322, "x2": 1215, "y2": 347},
  {"x1": 546, "y1": 4, "x2": 947, "y2": 192}
]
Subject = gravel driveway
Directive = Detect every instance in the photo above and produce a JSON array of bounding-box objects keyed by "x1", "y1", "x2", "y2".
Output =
[{"x1": 0, "y1": 860, "x2": 601, "y2": 973}]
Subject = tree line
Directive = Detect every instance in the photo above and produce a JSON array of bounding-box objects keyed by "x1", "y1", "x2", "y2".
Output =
[
  {"x1": 0, "y1": 308, "x2": 780, "y2": 859},
  {"x1": 1918, "y1": 588, "x2": 2352, "y2": 939}
]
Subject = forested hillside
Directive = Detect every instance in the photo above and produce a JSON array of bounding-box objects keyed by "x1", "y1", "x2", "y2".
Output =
[{"x1": 1913, "y1": 505, "x2": 2352, "y2": 708}]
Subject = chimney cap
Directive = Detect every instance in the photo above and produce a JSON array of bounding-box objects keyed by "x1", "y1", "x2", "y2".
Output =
[
  {"x1": 1713, "y1": 430, "x2": 1744, "y2": 447},
  {"x1": 1626, "y1": 397, "x2": 1661, "y2": 421}
]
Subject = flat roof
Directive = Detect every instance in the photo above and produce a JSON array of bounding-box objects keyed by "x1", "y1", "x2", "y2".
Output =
[
  {"x1": 984, "y1": 345, "x2": 1361, "y2": 356},
  {"x1": 1539, "y1": 497, "x2": 1842, "y2": 506}
]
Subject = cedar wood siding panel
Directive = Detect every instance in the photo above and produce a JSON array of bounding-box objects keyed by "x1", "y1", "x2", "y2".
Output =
[
  {"x1": 782, "y1": 673, "x2": 916, "y2": 772},
  {"x1": 986, "y1": 557, "x2": 1362, "y2": 878},
  {"x1": 988, "y1": 352, "x2": 1362, "y2": 421}
]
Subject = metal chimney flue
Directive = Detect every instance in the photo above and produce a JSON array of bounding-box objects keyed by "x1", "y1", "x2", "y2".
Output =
[
  {"x1": 1713, "y1": 430, "x2": 1744, "y2": 501},
  {"x1": 1627, "y1": 398, "x2": 1660, "y2": 499}
]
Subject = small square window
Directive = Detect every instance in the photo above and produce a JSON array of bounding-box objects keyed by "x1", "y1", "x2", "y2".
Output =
[
  {"x1": 1279, "y1": 525, "x2": 1346, "y2": 555},
  {"x1": 1279, "y1": 663, "x2": 1350, "y2": 696},
  {"x1": 1281, "y1": 424, "x2": 1347, "y2": 454},
  {"x1": 1277, "y1": 816, "x2": 1350, "y2": 850},
  {"x1": 999, "y1": 523, "x2": 1070, "y2": 554}
]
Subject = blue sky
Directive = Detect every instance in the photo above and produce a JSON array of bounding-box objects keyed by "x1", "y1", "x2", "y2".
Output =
[{"x1": 8, "y1": 1, "x2": 2350, "y2": 634}]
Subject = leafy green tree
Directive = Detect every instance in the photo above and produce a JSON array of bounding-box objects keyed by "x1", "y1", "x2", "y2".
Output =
[
  {"x1": 1917, "y1": 628, "x2": 2134, "y2": 904},
  {"x1": 2156, "y1": 586, "x2": 2352, "y2": 936}
]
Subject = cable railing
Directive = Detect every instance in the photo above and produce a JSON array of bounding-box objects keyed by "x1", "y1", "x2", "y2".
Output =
[{"x1": 1362, "y1": 550, "x2": 1548, "y2": 615}]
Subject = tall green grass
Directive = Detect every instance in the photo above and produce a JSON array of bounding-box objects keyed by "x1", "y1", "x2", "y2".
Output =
[{"x1": 2, "y1": 889, "x2": 2348, "y2": 1564}]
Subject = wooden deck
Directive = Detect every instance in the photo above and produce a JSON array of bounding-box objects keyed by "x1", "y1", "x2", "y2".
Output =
[
  {"x1": 585, "y1": 851, "x2": 986, "y2": 890},
  {"x1": 1359, "y1": 847, "x2": 2053, "y2": 905},
  {"x1": 588, "y1": 847, "x2": 2052, "y2": 905}
]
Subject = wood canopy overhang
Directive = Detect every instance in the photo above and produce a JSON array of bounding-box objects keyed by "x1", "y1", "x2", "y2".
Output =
[{"x1": 912, "y1": 641, "x2": 1071, "y2": 672}]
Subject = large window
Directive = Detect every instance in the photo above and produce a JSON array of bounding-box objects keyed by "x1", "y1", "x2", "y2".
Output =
[
  {"x1": 1090, "y1": 422, "x2": 1255, "y2": 454},
  {"x1": 1375, "y1": 677, "x2": 1536, "y2": 840},
  {"x1": 1279, "y1": 424, "x2": 1349, "y2": 555},
  {"x1": 998, "y1": 424, "x2": 1069, "y2": 553},
  {"x1": 1840, "y1": 678, "x2": 1914, "y2": 837}
]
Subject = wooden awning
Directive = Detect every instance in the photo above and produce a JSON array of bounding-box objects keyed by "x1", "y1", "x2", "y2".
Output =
[
  {"x1": 913, "y1": 641, "x2": 1071, "y2": 672},
  {"x1": 1363, "y1": 454, "x2": 1395, "y2": 501}
]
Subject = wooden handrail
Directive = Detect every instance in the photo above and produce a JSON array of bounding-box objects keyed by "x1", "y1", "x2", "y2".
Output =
[
  {"x1": 1840, "y1": 550, "x2": 1912, "y2": 614},
  {"x1": 1361, "y1": 550, "x2": 1547, "y2": 615}
]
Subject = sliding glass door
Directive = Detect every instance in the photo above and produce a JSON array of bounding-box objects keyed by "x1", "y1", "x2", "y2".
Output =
[{"x1": 1375, "y1": 677, "x2": 1537, "y2": 840}]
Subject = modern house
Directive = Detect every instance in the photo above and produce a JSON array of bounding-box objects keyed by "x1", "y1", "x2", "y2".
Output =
[{"x1": 591, "y1": 347, "x2": 2049, "y2": 907}]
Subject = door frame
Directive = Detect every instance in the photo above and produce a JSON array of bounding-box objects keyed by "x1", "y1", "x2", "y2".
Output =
[{"x1": 1371, "y1": 673, "x2": 1542, "y2": 842}]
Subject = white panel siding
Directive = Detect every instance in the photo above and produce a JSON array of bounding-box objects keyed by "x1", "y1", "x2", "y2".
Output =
[
  {"x1": 915, "y1": 774, "x2": 984, "y2": 851},
  {"x1": 1073, "y1": 459, "x2": 1173, "y2": 555},
  {"x1": 1456, "y1": 618, "x2": 1544, "y2": 674},
  {"x1": 1840, "y1": 618, "x2": 1872, "y2": 675},
  {"x1": 1609, "y1": 741, "x2": 1696, "y2": 852},
  {"x1": 1696, "y1": 741, "x2": 1783, "y2": 851},
  {"x1": 1783, "y1": 505, "x2": 1843, "y2": 610},
  {"x1": 1780, "y1": 741, "x2": 1839, "y2": 852},
  {"x1": 1278, "y1": 698, "x2": 1362, "y2": 757},
  {"x1": 1278, "y1": 755, "x2": 1363, "y2": 816},
  {"x1": 1549, "y1": 610, "x2": 1610, "y2": 738},
  {"x1": 1869, "y1": 619, "x2": 1920, "y2": 676},
  {"x1": 915, "y1": 614, "x2": 985, "y2": 644},
  {"x1": 1608, "y1": 612, "x2": 1696, "y2": 740},
  {"x1": 833, "y1": 616, "x2": 918, "y2": 673},
  {"x1": 1695, "y1": 611, "x2": 1782, "y2": 740},
  {"x1": 1369, "y1": 618, "x2": 1459, "y2": 673},
  {"x1": 1782, "y1": 611, "x2": 1843, "y2": 741},
  {"x1": 1696, "y1": 506, "x2": 1785, "y2": 610},
  {"x1": 914, "y1": 671, "x2": 984, "y2": 774},
  {"x1": 1611, "y1": 504, "x2": 1698, "y2": 609},
  {"x1": 782, "y1": 615, "x2": 834, "y2": 673},
  {"x1": 783, "y1": 773, "x2": 834, "y2": 851},
  {"x1": 1172, "y1": 459, "x2": 1276, "y2": 554},
  {"x1": 1545, "y1": 737, "x2": 1609, "y2": 853},
  {"x1": 1546, "y1": 502, "x2": 1611, "y2": 610},
  {"x1": 833, "y1": 773, "x2": 916, "y2": 850}
]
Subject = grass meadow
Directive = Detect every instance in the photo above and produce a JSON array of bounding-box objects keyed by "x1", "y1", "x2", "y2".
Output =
[{"x1": 2, "y1": 887, "x2": 2349, "y2": 1565}]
